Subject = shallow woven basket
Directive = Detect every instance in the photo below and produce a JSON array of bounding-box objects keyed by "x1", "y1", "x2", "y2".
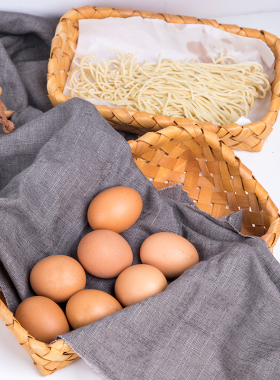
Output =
[
  {"x1": 1, "y1": 124, "x2": 280, "y2": 376},
  {"x1": 47, "y1": 5, "x2": 280, "y2": 152}
]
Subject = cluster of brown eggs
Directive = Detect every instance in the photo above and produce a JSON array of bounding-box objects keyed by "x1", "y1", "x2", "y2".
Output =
[{"x1": 15, "y1": 186, "x2": 199, "y2": 343}]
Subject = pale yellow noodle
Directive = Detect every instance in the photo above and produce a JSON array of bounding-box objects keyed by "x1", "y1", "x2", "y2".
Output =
[{"x1": 67, "y1": 50, "x2": 271, "y2": 124}]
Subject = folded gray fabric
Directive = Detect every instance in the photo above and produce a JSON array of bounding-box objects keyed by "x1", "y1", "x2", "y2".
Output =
[
  {"x1": 1, "y1": 11, "x2": 280, "y2": 380},
  {"x1": 0, "y1": 11, "x2": 58, "y2": 126}
]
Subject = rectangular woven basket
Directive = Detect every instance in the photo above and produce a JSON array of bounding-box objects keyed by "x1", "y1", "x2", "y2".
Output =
[
  {"x1": 47, "y1": 5, "x2": 280, "y2": 152},
  {"x1": 1, "y1": 123, "x2": 280, "y2": 376}
]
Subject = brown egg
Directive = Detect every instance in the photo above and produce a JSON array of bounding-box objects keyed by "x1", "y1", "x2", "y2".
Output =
[
  {"x1": 66, "y1": 289, "x2": 123, "y2": 329},
  {"x1": 140, "y1": 232, "x2": 199, "y2": 279},
  {"x1": 87, "y1": 186, "x2": 143, "y2": 233},
  {"x1": 30, "y1": 255, "x2": 86, "y2": 303},
  {"x1": 114, "y1": 264, "x2": 168, "y2": 307},
  {"x1": 77, "y1": 230, "x2": 133, "y2": 278},
  {"x1": 15, "y1": 296, "x2": 70, "y2": 343}
]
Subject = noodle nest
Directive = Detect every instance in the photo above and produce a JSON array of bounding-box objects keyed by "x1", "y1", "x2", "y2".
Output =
[{"x1": 67, "y1": 50, "x2": 271, "y2": 124}]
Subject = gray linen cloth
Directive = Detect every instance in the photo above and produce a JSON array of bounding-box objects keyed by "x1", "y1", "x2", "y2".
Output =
[{"x1": 0, "y1": 11, "x2": 280, "y2": 380}]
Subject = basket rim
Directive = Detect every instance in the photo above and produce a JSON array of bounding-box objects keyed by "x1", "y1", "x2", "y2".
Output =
[{"x1": 47, "y1": 5, "x2": 280, "y2": 152}]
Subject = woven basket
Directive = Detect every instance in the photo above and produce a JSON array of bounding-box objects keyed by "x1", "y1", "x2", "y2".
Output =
[
  {"x1": 1, "y1": 124, "x2": 280, "y2": 376},
  {"x1": 47, "y1": 5, "x2": 280, "y2": 152}
]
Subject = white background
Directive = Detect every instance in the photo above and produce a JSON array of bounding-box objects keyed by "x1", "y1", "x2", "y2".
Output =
[
  {"x1": 1, "y1": 1, "x2": 280, "y2": 379},
  {"x1": 0, "y1": 0, "x2": 279, "y2": 19}
]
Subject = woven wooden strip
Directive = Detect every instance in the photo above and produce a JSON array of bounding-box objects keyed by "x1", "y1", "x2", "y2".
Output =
[
  {"x1": 47, "y1": 6, "x2": 280, "y2": 151},
  {"x1": 128, "y1": 124, "x2": 280, "y2": 250}
]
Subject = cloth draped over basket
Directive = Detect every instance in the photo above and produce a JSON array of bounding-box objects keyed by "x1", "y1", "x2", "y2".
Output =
[{"x1": 0, "y1": 9, "x2": 280, "y2": 380}]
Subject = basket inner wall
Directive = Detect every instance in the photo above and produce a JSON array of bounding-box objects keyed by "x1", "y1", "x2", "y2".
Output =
[{"x1": 132, "y1": 136, "x2": 272, "y2": 238}]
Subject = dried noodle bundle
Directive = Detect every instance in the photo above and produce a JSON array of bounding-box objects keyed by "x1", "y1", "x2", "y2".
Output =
[{"x1": 68, "y1": 50, "x2": 271, "y2": 124}]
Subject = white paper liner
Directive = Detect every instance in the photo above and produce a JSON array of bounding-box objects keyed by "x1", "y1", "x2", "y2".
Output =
[{"x1": 63, "y1": 17, "x2": 276, "y2": 125}]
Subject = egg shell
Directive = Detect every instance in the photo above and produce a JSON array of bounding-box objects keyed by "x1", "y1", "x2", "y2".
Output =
[
  {"x1": 66, "y1": 289, "x2": 123, "y2": 329},
  {"x1": 114, "y1": 264, "x2": 168, "y2": 307},
  {"x1": 30, "y1": 255, "x2": 87, "y2": 303},
  {"x1": 77, "y1": 230, "x2": 133, "y2": 278},
  {"x1": 87, "y1": 186, "x2": 143, "y2": 233},
  {"x1": 140, "y1": 232, "x2": 199, "y2": 279},
  {"x1": 15, "y1": 296, "x2": 70, "y2": 344}
]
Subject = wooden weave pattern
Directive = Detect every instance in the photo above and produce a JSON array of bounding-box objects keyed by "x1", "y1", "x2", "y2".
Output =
[
  {"x1": 0, "y1": 296, "x2": 79, "y2": 376},
  {"x1": 47, "y1": 6, "x2": 280, "y2": 151},
  {"x1": 128, "y1": 124, "x2": 280, "y2": 250}
]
